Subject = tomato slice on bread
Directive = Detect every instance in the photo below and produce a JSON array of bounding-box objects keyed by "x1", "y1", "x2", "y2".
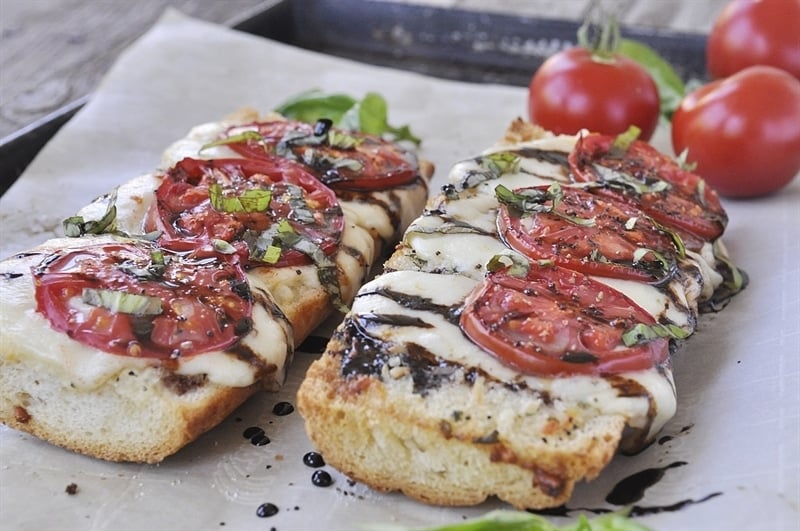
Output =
[
  {"x1": 149, "y1": 157, "x2": 343, "y2": 268},
  {"x1": 33, "y1": 242, "x2": 252, "y2": 360},
  {"x1": 496, "y1": 183, "x2": 679, "y2": 284},
  {"x1": 220, "y1": 119, "x2": 420, "y2": 191},
  {"x1": 460, "y1": 261, "x2": 670, "y2": 377},
  {"x1": 569, "y1": 133, "x2": 727, "y2": 246}
]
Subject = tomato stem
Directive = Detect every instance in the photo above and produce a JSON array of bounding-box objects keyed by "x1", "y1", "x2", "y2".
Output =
[{"x1": 577, "y1": 3, "x2": 621, "y2": 63}]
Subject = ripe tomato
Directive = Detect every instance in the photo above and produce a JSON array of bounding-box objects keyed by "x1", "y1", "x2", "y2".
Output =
[
  {"x1": 570, "y1": 133, "x2": 727, "y2": 246},
  {"x1": 496, "y1": 184, "x2": 679, "y2": 284},
  {"x1": 149, "y1": 157, "x2": 344, "y2": 267},
  {"x1": 34, "y1": 243, "x2": 253, "y2": 359},
  {"x1": 528, "y1": 47, "x2": 660, "y2": 141},
  {"x1": 460, "y1": 263, "x2": 669, "y2": 377},
  {"x1": 671, "y1": 66, "x2": 800, "y2": 198},
  {"x1": 707, "y1": 0, "x2": 800, "y2": 80},
  {"x1": 222, "y1": 119, "x2": 420, "y2": 191}
]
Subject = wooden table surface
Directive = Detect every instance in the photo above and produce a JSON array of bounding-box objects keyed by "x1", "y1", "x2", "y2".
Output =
[{"x1": 0, "y1": 0, "x2": 727, "y2": 142}]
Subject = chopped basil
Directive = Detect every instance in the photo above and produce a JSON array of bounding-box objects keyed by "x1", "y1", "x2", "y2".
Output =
[
  {"x1": 591, "y1": 163, "x2": 671, "y2": 194},
  {"x1": 675, "y1": 148, "x2": 697, "y2": 172},
  {"x1": 327, "y1": 129, "x2": 361, "y2": 150},
  {"x1": 212, "y1": 239, "x2": 238, "y2": 255},
  {"x1": 632, "y1": 247, "x2": 671, "y2": 271},
  {"x1": 608, "y1": 125, "x2": 641, "y2": 158},
  {"x1": 208, "y1": 183, "x2": 272, "y2": 213},
  {"x1": 495, "y1": 183, "x2": 596, "y2": 227},
  {"x1": 650, "y1": 218, "x2": 686, "y2": 259},
  {"x1": 199, "y1": 130, "x2": 264, "y2": 153},
  {"x1": 713, "y1": 240, "x2": 747, "y2": 293},
  {"x1": 82, "y1": 288, "x2": 163, "y2": 317},
  {"x1": 486, "y1": 253, "x2": 530, "y2": 278},
  {"x1": 622, "y1": 322, "x2": 690, "y2": 346},
  {"x1": 63, "y1": 190, "x2": 118, "y2": 237},
  {"x1": 262, "y1": 245, "x2": 282, "y2": 264},
  {"x1": 302, "y1": 149, "x2": 363, "y2": 172},
  {"x1": 245, "y1": 222, "x2": 347, "y2": 312},
  {"x1": 455, "y1": 152, "x2": 521, "y2": 191},
  {"x1": 116, "y1": 250, "x2": 167, "y2": 280}
]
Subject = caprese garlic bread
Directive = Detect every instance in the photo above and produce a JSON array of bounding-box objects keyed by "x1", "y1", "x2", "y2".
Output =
[
  {"x1": 297, "y1": 121, "x2": 746, "y2": 509},
  {"x1": 0, "y1": 107, "x2": 431, "y2": 463}
]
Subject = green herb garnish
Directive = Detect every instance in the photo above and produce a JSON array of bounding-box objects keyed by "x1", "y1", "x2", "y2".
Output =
[
  {"x1": 82, "y1": 288, "x2": 162, "y2": 316},
  {"x1": 63, "y1": 190, "x2": 118, "y2": 237},
  {"x1": 496, "y1": 183, "x2": 596, "y2": 227},
  {"x1": 208, "y1": 183, "x2": 272, "y2": 213},
  {"x1": 622, "y1": 322, "x2": 691, "y2": 346},
  {"x1": 365, "y1": 508, "x2": 652, "y2": 531},
  {"x1": 275, "y1": 90, "x2": 420, "y2": 145}
]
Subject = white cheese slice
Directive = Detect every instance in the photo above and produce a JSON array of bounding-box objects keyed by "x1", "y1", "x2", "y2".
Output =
[
  {"x1": 351, "y1": 270, "x2": 676, "y2": 440},
  {"x1": 0, "y1": 236, "x2": 292, "y2": 391}
]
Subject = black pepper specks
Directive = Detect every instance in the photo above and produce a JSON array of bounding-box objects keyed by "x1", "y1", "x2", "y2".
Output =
[{"x1": 65, "y1": 483, "x2": 78, "y2": 495}]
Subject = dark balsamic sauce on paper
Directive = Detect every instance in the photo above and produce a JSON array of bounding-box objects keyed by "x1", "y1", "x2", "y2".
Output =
[
  {"x1": 529, "y1": 460, "x2": 722, "y2": 518},
  {"x1": 302, "y1": 451, "x2": 325, "y2": 468},
  {"x1": 242, "y1": 426, "x2": 270, "y2": 446},
  {"x1": 605, "y1": 461, "x2": 687, "y2": 505},
  {"x1": 272, "y1": 401, "x2": 294, "y2": 416},
  {"x1": 256, "y1": 502, "x2": 279, "y2": 518}
]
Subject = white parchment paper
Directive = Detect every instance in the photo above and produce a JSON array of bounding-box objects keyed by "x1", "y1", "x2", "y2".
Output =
[{"x1": 1, "y1": 9, "x2": 798, "y2": 531}]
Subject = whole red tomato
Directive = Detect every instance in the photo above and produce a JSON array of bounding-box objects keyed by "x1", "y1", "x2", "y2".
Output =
[
  {"x1": 528, "y1": 47, "x2": 660, "y2": 141},
  {"x1": 671, "y1": 65, "x2": 800, "y2": 198},
  {"x1": 707, "y1": 0, "x2": 800, "y2": 80}
]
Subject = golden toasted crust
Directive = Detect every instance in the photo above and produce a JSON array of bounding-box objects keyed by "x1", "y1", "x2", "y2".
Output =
[
  {"x1": 297, "y1": 339, "x2": 625, "y2": 509},
  {"x1": 498, "y1": 117, "x2": 549, "y2": 145}
]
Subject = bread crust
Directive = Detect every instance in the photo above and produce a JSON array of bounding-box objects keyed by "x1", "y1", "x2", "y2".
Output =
[{"x1": 298, "y1": 338, "x2": 625, "y2": 509}]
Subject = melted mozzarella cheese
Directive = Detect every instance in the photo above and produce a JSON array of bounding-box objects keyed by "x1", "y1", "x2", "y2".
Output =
[
  {"x1": 0, "y1": 236, "x2": 292, "y2": 391},
  {"x1": 401, "y1": 211, "x2": 695, "y2": 329},
  {"x1": 352, "y1": 270, "x2": 676, "y2": 441},
  {"x1": 77, "y1": 173, "x2": 161, "y2": 236}
]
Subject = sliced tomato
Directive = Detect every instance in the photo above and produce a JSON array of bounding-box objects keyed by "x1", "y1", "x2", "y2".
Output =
[
  {"x1": 221, "y1": 120, "x2": 420, "y2": 191},
  {"x1": 149, "y1": 157, "x2": 343, "y2": 268},
  {"x1": 497, "y1": 185, "x2": 678, "y2": 284},
  {"x1": 33, "y1": 242, "x2": 252, "y2": 359},
  {"x1": 460, "y1": 264, "x2": 669, "y2": 377},
  {"x1": 569, "y1": 133, "x2": 727, "y2": 246}
]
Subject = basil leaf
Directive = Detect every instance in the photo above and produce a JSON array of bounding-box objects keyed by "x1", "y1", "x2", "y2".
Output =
[
  {"x1": 82, "y1": 288, "x2": 163, "y2": 316},
  {"x1": 496, "y1": 183, "x2": 596, "y2": 227},
  {"x1": 622, "y1": 322, "x2": 691, "y2": 346},
  {"x1": 274, "y1": 90, "x2": 421, "y2": 145},
  {"x1": 274, "y1": 89, "x2": 357, "y2": 124},
  {"x1": 618, "y1": 38, "x2": 685, "y2": 118},
  {"x1": 365, "y1": 508, "x2": 652, "y2": 531},
  {"x1": 63, "y1": 190, "x2": 118, "y2": 237},
  {"x1": 486, "y1": 253, "x2": 530, "y2": 278},
  {"x1": 208, "y1": 183, "x2": 272, "y2": 214},
  {"x1": 200, "y1": 130, "x2": 264, "y2": 153}
]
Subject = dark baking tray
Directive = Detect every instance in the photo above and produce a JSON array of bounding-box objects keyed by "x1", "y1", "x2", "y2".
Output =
[{"x1": 0, "y1": 0, "x2": 707, "y2": 196}]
